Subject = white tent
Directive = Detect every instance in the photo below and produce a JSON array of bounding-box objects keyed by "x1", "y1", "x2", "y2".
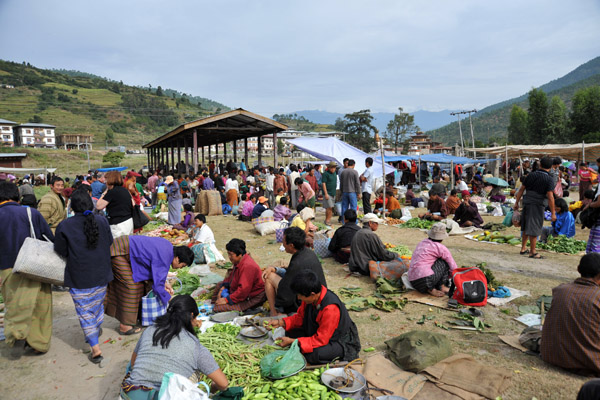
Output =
[
  {"x1": 0, "y1": 167, "x2": 57, "y2": 174},
  {"x1": 286, "y1": 137, "x2": 395, "y2": 178}
]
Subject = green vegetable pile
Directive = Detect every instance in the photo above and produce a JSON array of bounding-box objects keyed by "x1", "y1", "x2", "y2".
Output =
[
  {"x1": 397, "y1": 218, "x2": 434, "y2": 229},
  {"x1": 313, "y1": 222, "x2": 330, "y2": 231},
  {"x1": 215, "y1": 261, "x2": 233, "y2": 270},
  {"x1": 171, "y1": 267, "x2": 201, "y2": 295},
  {"x1": 388, "y1": 245, "x2": 412, "y2": 257},
  {"x1": 537, "y1": 235, "x2": 587, "y2": 254},
  {"x1": 242, "y1": 369, "x2": 339, "y2": 400},
  {"x1": 475, "y1": 262, "x2": 502, "y2": 291},
  {"x1": 206, "y1": 323, "x2": 241, "y2": 336},
  {"x1": 140, "y1": 220, "x2": 165, "y2": 232},
  {"x1": 340, "y1": 286, "x2": 406, "y2": 312},
  {"x1": 196, "y1": 330, "x2": 276, "y2": 392}
]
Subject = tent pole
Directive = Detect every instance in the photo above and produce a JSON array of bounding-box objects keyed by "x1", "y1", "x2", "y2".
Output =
[
  {"x1": 451, "y1": 161, "x2": 454, "y2": 189},
  {"x1": 583, "y1": 141, "x2": 586, "y2": 164},
  {"x1": 505, "y1": 144, "x2": 508, "y2": 179},
  {"x1": 377, "y1": 134, "x2": 386, "y2": 218},
  {"x1": 418, "y1": 155, "x2": 422, "y2": 186}
]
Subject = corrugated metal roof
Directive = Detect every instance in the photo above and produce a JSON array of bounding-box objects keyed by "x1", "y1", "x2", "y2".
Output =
[
  {"x1": 18, "y1": 123, "x2": 56, "y2": 128},
  {"x1": 0, "y1": 118, "x2": 18, "y2": 125}
]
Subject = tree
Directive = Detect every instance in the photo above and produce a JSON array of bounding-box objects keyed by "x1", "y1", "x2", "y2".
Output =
[
  {"x1": 571, "y1": 86, "x2": 600, "y2": 142},
  {"x1": 343, "y1": 109, "x2": 377, "y2": 152},
  {"x1": 277, "y1": 138, "x2": 285, "y2": 156},
  {"x1": 156, "y1": 86, "x2": 163, "y2": 96},
  {"x1": 72, "y1": 89, "x2": 78, "y2": 94},
  {"x1": 546, "y1": 96, "x2": 569, "y2": 143},
  {"x1": 102, "y1": 151, "x2": 124, "y2": 166},
  {"x1": 30, "y1": 115, "x2": 43, "y2": 123},
  {"x1": 105, "y1": 128, "x2": 115, "y2": 144},
  {"x1": 333, "y1": 117, "x2": 347, "y2": 132},
  {"x1": 507, "y1": 105, "x2": 528, "y2": 144},
  {"x1": 527, "y1": 88, "x2": 548, "y2": 144},
  {"x1": 385, "y1": 107, "x2": 415, "y2": 152}
]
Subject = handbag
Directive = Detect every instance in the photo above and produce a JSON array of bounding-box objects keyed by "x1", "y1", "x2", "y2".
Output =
[
  {"x1": 275, "y1": 221, "x2": 289, "y2": 243},
  {"x1": 132, "y1": 204, "x2": 150, "y2": 229},
  {"x1": 13, "y1": 207, "x2": 66, "y2": 285},
  {"x1": 141, "y1": 290, "x2": 168, "y2": 326}
]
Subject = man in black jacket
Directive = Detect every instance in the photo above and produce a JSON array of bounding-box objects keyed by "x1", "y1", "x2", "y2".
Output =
[
  {"x1": 262, "y1": 227, "x2": 327, "y2": 316},
  {"x1": 328, "y1": 209, "x2": 360, "y2": 263}
]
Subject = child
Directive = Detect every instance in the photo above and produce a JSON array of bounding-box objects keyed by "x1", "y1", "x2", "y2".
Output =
[
  {"x1": 540, "y1": 198, "x2": 575, "y2": 242},
  {"x1": 273, "y1": 196, "x2": 291, "y2": 222},
  {"x1": 275, "y1": 187, "x2": 285, "y2": 205},
  {"x1": 405, "y1": 184, "x2": 415, "y2": 205},
  {"x1": 239, "y1": 194, "x2": 257, "y2": 221},
  {"x1": 173, "y1": 204, "x2": 195, "y2": 230}
]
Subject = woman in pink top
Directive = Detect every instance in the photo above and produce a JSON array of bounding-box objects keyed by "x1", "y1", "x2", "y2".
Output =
[
  {"x1": 408, "y1": 222, "x2": 458, "y2": 297},
  {"x1": 579, "y1": 162, "x2": 593, "y2": 201},
  {"x1": 295, "y1": 177, "x2": 316, "y2": 209},
  {"x1": 239, "y1": 194, "x2": 257, "y2": 222}
]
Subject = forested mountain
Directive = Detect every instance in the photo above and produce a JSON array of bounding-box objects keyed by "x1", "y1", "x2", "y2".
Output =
[{"x1": 0, "y1": 60, "x2": 230, "y2": 147}]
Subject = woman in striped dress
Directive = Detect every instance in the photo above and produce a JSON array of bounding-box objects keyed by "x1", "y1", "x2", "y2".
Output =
[{"x1": 54, "y1": 188, "x2": 114, "y2": 364}]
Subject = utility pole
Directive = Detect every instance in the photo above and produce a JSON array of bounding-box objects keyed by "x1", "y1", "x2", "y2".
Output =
[
  {"x1": 85, "y1": 137, "x2": 90, "y2": 170},
  {"x1": 450, "y1": 109, "x2": 477, "y2": 157}
]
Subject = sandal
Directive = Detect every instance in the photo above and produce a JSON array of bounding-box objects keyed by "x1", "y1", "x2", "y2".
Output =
[
  {"x1": 88, "y1": 353, "x2": 104, "y2": 364},
  {"x1": 519, "y1": 250, "x2": 530, "y2": 255},
  {"x1": 119, "y1": 326, "x2": 142, "y2": 336},
  {"x1": 529, "y1": 253, "x2": 544, "y2": 259}
]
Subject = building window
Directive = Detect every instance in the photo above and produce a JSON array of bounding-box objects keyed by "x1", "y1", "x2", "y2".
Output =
[{"x1": 1, "y1": 126, "x2": 9, "y2": 131}]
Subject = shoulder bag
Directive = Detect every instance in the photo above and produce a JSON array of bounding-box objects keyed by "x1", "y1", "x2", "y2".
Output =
[{"x1": 13, "y1": 207, "x2": 66, "y2": 285}]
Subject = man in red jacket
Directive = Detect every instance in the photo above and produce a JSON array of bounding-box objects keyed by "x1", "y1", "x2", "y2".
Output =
[{"x1": 212, "y1": 239, "x2": 266, "y2": 312}]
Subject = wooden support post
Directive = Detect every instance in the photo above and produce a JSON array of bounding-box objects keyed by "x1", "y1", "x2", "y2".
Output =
[
  {"x1": 224, "y1": 141, "x2": 228, "y2": 163},
  {"x1": 202, "y1": 146, "x2": 205, "y2": 167},
  {"x1": 233, "y1": 140, "x2": 238, "y2": 163},
  {"x1": 147, "y1": 148, "x2": 150, "y2": 171},
  {"x1": 193, "y1": 130, "x2": 198, "y2": 175},
  {"x1": 171, "y1": 141, "x2": 175, "y2": 173},
  {"x1": 209, "y1": 145, "x2": 212, "y2": 162},
  {"x1": 177, "y1": 139, "x2": 182, "y2": 171},
  {"x1": 273, "y1": 131, "x2": 278, "y2": 168},
  {"x1": 244, "y1": 138, "x2": 249, "y2": 167},
  {"x1": 257, "y1": 136, "x2": 262, "y2": 167},
  {"x1": 184, "y1": 136, "x2": 190, "y2": 176}
]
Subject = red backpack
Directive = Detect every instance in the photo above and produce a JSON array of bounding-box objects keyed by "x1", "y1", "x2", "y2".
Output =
[{"x1": 448, "y1": 267, "x2": 488, "y2": 307}]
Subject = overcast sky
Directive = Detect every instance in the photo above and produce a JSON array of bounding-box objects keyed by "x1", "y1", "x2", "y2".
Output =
[{"x1": 1, "y1": 0, "x2": 599, "y2": 117}]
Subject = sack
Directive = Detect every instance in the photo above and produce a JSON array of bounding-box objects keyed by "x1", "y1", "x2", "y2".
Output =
[
  {"x1": 197, "y1": 191, "x2": 209, "y2": 214},
  {"x1": 206, "y1": 191, "x2": 223, "y2": 216},
  {"x1": 502, "y1": 209, "x2": 513, "y2": 227},
  {"x1": 260, "y1": 340, "x2": 306, "y2": 379},
  {"x1": 275, "y1": 221, "x2": 289, "y2": 243},
  {"x1": 449, "y1": 267, "x2": 488, "y2": 307},
  {"x1": 231, "y1": 205, "x2": 239, "y2": 216},
  {"x1": 141, "y1": 290, "x2": 167, "y2": 326},
  {"x1": 368, "y1": 259, "x2": 409, "y2": 281},
  {"x1": 255, "y1": 221, "x2": 280, "y2": 236},
  {"x1": 158, "y1": 372, "x2": 210, "y2": 400},
  {"x1": 203, "y1": 242, "x2": 225, "y2": 264},
  {"x1": 390, "y1": 208, "x2": 403, "y2": 219},
  {"x1": 13, "y1": 207, "x2": 67, "y2": 285},
  {"x1": 580, "y1": 207, "x2": 600, "y2": 229},
  {"x1": 518, "y1": 326, "x2": 542, "y2": 353},
  {"x1": 385, "y1": 330, "x2": 453, "y2": 372},
  {"x1": 314, "y1": 237, "x2": 332, "y2": 258},
  {"x1": 132, "y1": 205, "x2": 150, "y2": 229}
]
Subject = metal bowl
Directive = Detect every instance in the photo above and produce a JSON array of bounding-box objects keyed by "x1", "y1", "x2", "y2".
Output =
[
  {"x1": 240, "y1": 326, "x2": 268, "y2": 338},
  {"x1": 321, "y1": 367, "x2": 366, "y2": 393},
  {"x1": 209, "y1": 311, "x2": 239, "y2": 323}
]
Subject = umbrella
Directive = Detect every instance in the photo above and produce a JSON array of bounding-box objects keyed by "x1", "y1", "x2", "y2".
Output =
[
  {"x1": 484, "y1": 177, "x2": 509, "y2": 187},
  {"x1": 562, "y1": 161, "x2": 576, "y2": 171}
]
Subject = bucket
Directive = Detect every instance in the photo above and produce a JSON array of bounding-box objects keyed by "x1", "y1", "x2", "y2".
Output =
[{"x1": 417, "y1": 201, "x2": 425, "y2": 208}]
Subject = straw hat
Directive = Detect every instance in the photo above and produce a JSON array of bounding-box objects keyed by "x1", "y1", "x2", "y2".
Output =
[
  {"x1": 165, "y1": 175, "x2": 174, "y2": 184},
  {"x1": 427, "y1": 222, "x2": 449, "y2": 241},
  {"x1": 362, "y1": 213, "x2": 384, "y2": 224},
  {"x1": 327, "y1": 161, "x2": 337, "y2": 168},
  {"x1": 258, "y1": 196, "x2": 268, "y2": 204}
]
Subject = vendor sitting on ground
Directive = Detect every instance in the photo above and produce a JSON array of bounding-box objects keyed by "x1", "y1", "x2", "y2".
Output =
[
  {"x1": 328, "y1": 209, "x2": 361, "y2": 264},
  {"x1": 262, "y1": 227, "x2": 327, "y2": 316},
  {"x1": 408, "y1": 222, "x2": 458, "y2": 297},
  {"x1": 540, "y1": 198, "x2": 575, "y2": 243},
  {"x1": 267, "y1": 270, "x2": 361, "y2": 364},
  {"x1": 376, "y1": 191, "x2": 401, "y2": 217},
  {"x1": 405, "y1": 184, "x2": 416, "y2": 205},
  {"x1": 453, "y1": 190, "x2": 483, "y2": 227},
  {"x1": 239, "y1": 194, "x2": 257, "y2": 221},
  {"x1": 290, "y1": 205, "x2": 318, "y2": 247},
  {"x1": 251, "y1": 196, "x2": 269, "y2": 219},
  {"x1": 418, "y1": 188, "x2": 448, "y2": 221},
  {"x1": 445, "y1": 190, "x2": 461, "y2": 215},
  {"x1": 211, "y1": 239, "x2": 266, "y2": 313},
  {"x1": 273, "y1": 196, "x2": 291, "y2": 222},
  {"x1": 541, "y1": 253, "x2": 600, "y2": 377},
  {"x1": 348, "y1": 213, "x2": 403, "y2": 276},
  {"x1": 173, "y1": 204, "x2": 195, "y2": 231}
]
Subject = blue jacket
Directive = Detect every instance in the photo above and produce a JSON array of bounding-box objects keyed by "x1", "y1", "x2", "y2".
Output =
[
  {"x1": 552, "y1": 211, "x2": 576, "y2": 238},
  {"x1": 0, "y1": 202, "x2": 54, "y2": 270}
]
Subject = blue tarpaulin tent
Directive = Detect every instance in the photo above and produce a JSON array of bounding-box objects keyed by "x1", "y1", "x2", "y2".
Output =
[{"x1": 96, "y1": 166, "x2": 128, "y2": 172}]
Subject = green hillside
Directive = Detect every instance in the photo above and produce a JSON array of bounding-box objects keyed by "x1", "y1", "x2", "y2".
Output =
[
  {"x1": 428, "y1": 57, "x2": 600, "y2": 145},
  {"x1": 0, "y1": 60, "x2": 230, "y2": 148}
]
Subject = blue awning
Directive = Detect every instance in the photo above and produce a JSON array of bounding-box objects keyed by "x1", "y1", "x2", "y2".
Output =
[{"x1": 96, "y1": 166, "x2": 128, "y2": 172}]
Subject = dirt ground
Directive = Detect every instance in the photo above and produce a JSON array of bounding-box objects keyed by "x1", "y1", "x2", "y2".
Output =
[{"x1": 0, "y1": 208, "x2": 590, "y2": 400}]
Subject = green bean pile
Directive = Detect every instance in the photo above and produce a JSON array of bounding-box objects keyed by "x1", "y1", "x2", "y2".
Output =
[{"x1": 243, "y1": 369, "x2": 340, "y2": 400}]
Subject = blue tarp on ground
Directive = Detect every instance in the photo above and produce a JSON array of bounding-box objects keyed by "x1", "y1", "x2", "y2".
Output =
[{"x1": 96, "y1": 166, "x2": 128, "y2": 172}]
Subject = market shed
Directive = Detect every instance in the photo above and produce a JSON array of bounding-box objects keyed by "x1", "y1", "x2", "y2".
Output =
[{"x1": 143, "y1": 109, "x2": 288, "y2": 175}]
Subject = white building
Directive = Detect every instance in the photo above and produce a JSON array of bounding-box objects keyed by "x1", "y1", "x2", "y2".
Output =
[
  {"x1": 15, "y1": 123, "x2": 57, "y2": 148},
  {"x1": 0, "y1": 118, "x2": 17, "y2": 147}
]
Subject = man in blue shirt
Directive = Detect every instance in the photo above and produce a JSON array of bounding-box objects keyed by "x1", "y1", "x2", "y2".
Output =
[{"x1": 90, "y1": 173, "x2": 106, "y2": 199}]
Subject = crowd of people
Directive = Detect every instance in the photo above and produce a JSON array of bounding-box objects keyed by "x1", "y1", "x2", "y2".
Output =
[{"x1": 2, "y1": 152, "x2": 600, "y2": 397}]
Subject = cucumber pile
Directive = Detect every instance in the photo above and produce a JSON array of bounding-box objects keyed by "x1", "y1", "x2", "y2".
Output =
[{"x1": 472, "y1": 231, "x2": 521, "y2": 245}]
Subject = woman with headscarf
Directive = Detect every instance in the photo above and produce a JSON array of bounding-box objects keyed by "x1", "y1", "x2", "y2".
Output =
[
  {"x1": 54, "y1": 188, "x2": 113, "y2": 364},
  {"x1": 165, "y1": 175, "x2": 182, "y2": 226},
  {"x1": 453, "y1": 190, "x2": 484, "y2": 227}
]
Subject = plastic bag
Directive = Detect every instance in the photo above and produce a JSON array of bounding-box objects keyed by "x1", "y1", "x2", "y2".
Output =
[
  {"x1": 158, "y1": 372, "x2": 209, "y2": 400},
  {"x1": 502, "y1": 209, "x2": 513, "y2": 227},
  {"x1": 260, "y1": 339, "x2": 305, "y2": 378}
]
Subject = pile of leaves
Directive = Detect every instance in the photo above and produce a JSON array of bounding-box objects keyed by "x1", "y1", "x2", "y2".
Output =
[
  {"x1": 313, "y1": 222, "x2": 330, "y2": 231},
  {"x1": 475, "y1": 262, "x2": 502, "y2": 290},
  {"x1": 206, "y1": 323, "x2": 241, "y2": 336},
  {"x1": 140, "y1": 220, "x2": 165, "y2": 233},
  {"x1": 537, "y1": 235, "x2": 587, "y2": 254},
  {"x1": 385, "y1": 243, "x2": 412, "y2": 257},
  {"x1": 397, "y1": 218, "x2": 434, "y2": 229},
  {"x1": 215, "y1": 261, "x2": 233, "y2": 270},
  {"x1": 339, "y1": 284, "x2": 406, "y2": 312},
  {"x1": 171, "y1": 267, "x2": 201, "y2": 295}
]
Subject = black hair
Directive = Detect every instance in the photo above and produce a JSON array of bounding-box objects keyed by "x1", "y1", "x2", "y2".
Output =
[
  {"x1": 225, "y1": 238, "x2": 246, "y2": 256},
  {"x1": 284, "y1": 227, "x2": 306, "y2": 250},
  {"x1": 51, "y1": 176, "x2": 64, "y2": 186},
  {"x1": 343, "y1": 158, "x2": 349, "y2": 163},
  {"x1": 450, "y1": 189, "x2": 457, "y2": 196},
  {"x1": 344, "y1": 209, "x2": 357, "y2": 223},
  {"x1": 580, "y1": 162, "x2": 588, "y2": 167},
  {"x1": 152, "y1": 294, "x2": 199, "y2": 349},
  {"x1": 407, "y1": 184, "x2": 413, "y2": 190},
  {"x1": 296, "y1": 203, "x2": 306, "y2": 213},
  {"x1": 183, "y1": 204, "x2": 193, "y2": 212},
  {"x1": 173, "y1": 246, "x2": 194, "y2": 266},
  {"x1": 65, "y1": 177, "x2": 70, "y2": 182},
  {"x1": 279, "y1": 168, "x2": 285, "y2": 173},
  {"x1": 280, "y1": 196, "x2": 288, "y2": 205},
  {"x1": 554, "y1": 198, "x2": 568, "y2": 213},
  {"x1": 540, "y1": 157, "x2": 553, "y2": 169},
  {"x1": 578, "y1": 253, "x2": 600, "y2": 279},
  {"x1": 365, "y1": 157, "x2": 373, "y2": 166},
  {"x1": 290, "y1": 164, "x2": 298, "y2": 172},
  {"x1": 294, "y1": 177, "x2": 304, "y2": 186},
  {"x1": 347, "y1": 159, "x2": 355, "y2": 166},
  {"x1": 71, "y1": 188, "x2": 99, "y2": 249},
  {"x1": 0, "y1": 181, "x2": 19, "y2": 202},
  {"x1": 250, "y1": 194, "x2": 258, "y2": 201},
  {"x1": 194, "y1": 213, "x2": 206, "y2": 223},
  {"x1": 79, "y1": 184, "x2": 92, "y2": 193},
  {"x1": 229, "y1": 173, "x2": 236, "y2": 180},
  {"x1": 552, "y1": 157, "x2": 562, "y2": 166},
  {"x1": 584, "y1": 190, "x2": 595, "y2": 200},
  {"x1": 290, "y1": 269, "x2": 322, "y2": 297},
  {"x1": 202, "y1": 173, "x2": 208, "y2": 178}
]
